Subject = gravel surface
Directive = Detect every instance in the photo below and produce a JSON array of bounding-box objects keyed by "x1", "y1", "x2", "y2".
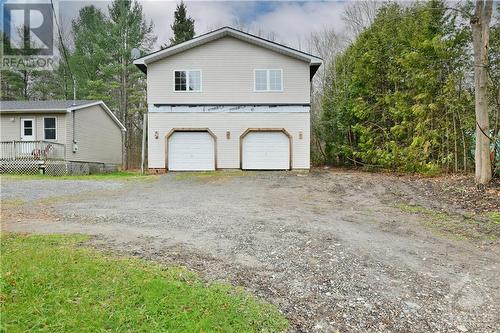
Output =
[
  {"x1": 2, "y1": 171, "x2": 499, "y2": 332},
  {"x1": 0, "y1": 179, "x2": 123, "y2": 201}
]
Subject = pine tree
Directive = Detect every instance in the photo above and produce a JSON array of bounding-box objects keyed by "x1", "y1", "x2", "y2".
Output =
[{"x1": 166, "y1": 1, "x2": 195, "y2": 47}]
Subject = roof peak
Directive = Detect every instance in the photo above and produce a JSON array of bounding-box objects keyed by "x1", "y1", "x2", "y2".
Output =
[{"x1": 134, "y1": 25, "x2": 322, "y2": 69}]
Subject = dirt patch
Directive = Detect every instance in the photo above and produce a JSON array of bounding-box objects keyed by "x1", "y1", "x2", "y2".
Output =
[
  {"x1": 2, "y1": 171, "x2": 499, "y2": 333},
  {"x1": 387, "y1": 172, "x2": 500, "y2": 213}
]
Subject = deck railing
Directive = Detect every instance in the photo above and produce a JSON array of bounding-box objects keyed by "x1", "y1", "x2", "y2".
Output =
[{"x1": 0, "y1": 141, "x2": 66, "y2": 161}]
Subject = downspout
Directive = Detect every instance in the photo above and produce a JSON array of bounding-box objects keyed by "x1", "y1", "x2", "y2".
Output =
[{"x1": 72, "y1": 109, "x2": 78, "y2": 153}]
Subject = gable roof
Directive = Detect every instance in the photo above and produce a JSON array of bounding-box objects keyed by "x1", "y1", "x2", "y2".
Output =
[
  {"x1": 134, "y1": 26, "x2": 323, "y2": 79},
  {"x1": 0, "y1": 100, "x2": 126, "y2": 131}
]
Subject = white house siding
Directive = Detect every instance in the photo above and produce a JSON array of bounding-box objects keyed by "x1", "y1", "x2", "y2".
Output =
[
  {"x1": 0, "y1": 113, "x2": 66, "y2": 145},
  {"x1": 66, "y1": 105, "x2": 122, "y2": 165},
  {"x1": 148, "y1": 111, "x2": 310, "y2": 169},
  {"x1": 147, "y1": 36, "x2": 310, "y2": 105}
]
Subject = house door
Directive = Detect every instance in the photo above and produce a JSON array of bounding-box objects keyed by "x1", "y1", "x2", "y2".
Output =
[{"x1": 20, "y1": 118, "x2": 35, "y2": 141}]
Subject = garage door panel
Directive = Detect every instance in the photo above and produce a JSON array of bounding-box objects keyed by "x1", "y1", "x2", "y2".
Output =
[
  {"x1": 168, "y1": 132, "x2": 215, "y2": 171},
  {"x1": 242, "y1": 131, "x2": 289, "y2": 170}
]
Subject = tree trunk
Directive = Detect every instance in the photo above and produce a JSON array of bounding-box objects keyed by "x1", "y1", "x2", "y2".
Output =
[{"x1": 471, "y1": 0, "x2": 493, "y2": 184}]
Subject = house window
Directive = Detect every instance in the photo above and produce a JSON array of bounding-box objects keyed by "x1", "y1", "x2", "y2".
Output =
[
  {"x1": 174, "y1": 70, "x2": 201, "y2": 91},
  {"x1": 254, "y1": 69, "x2": 282, "y2": 91},
  {"x1": 23, "y1": 120, "x2": 33, "y2": 136},
  {"x1": 44, "y1": 117, "x2": 56, "y2": 140}
]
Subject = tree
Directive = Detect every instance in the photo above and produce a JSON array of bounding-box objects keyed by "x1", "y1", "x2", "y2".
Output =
[
  {"x1": 320, "y1": 0, "x2": 474, "y2": 173},
  {"x1": 167, "y1": 1, "x2": 194, "y2": 47},
  {"x1": 108, "y1": 0, "x2": 156, "y2": 169},
  {"x1": 342, "y1": 0, "x2": 382, "y2": 38},
  {"x1": 470, "y1": 0, "x2": 493, "y2": 184},
  {"x1": 0, "y1": 28, "x2": 63, "y2": 101},
  {"x1": 61, "y1": 1, "x2": 156, "y2": 169},
  {"x1": 67, "y1": 5, "x2": 112, "y2": 101}
]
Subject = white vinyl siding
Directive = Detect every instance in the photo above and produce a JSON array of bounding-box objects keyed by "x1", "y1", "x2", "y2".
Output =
[
  {"x1": 242, "y1": 132, "x2": 289, "y2": 170},
  {"x1": 147, "y1": 36, "x2": 309, "y2": 104},
  {"x1": 168, "y1": 132, "x2": 214, "y2": 171},
  {"x1": 66, "y1": 104, "x2": 122, "y2": 164},
  {"x1": 0, "y1": 113, "x2": 66, "y2": 145},
  {"x1": 148, "y1": 110, "x2": 310, "y2": 169}
]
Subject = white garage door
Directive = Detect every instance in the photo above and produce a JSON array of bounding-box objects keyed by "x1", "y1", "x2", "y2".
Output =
[
  {"x1": 242, "y1": 131, "x2": 290, "y2": 170},
  {"x1": 168, "y1": 132, "x2": 215, "y2": 171}
]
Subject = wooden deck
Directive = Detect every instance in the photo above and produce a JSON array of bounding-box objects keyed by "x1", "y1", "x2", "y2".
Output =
[{"x1": 0, "y1": 141, "x2": 65, "y2": 161}]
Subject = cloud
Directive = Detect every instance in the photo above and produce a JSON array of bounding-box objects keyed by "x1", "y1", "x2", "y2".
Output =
[
  {"x1": 58, "y1": 0, "x2": 348, "y2": 50},
  {"x1": 144, "y1": 1, "x2": 347, "y2": 50}
]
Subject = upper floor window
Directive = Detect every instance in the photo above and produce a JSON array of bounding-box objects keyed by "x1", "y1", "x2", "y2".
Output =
[
  {"x1": 44, "y1": 117, "x2": 56, "y2": 140},
  {"x1": 254, "y1": 69, "x2": 282, "y2": 92},
  {"x1": 174, "y1": 70, "x2": 201, "y2": 92}
]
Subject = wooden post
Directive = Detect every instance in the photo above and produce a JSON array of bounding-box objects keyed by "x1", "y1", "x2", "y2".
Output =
[{"x1": 141, "y1": 113, "x2": 147, "y2": 175}]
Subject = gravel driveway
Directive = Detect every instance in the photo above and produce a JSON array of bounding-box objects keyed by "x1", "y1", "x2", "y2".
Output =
[{"x1": 2, "y1": 171, "x2": 499, "y2": 332}]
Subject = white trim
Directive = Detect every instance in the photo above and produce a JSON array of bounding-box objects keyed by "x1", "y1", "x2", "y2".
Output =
[
  {"x1": 134, "y1": 27, "x2": 322, "y2": 67},
  {"x1": 20, "y1": 117, "x2": 35, "y2": 141},
  {"x1": 148, "y1": 105, "x2": 309, "y2": 113},
  {"x1": 43, "y1": 116, "x2": 57, "y2": 140},
  {"x1": 253, "y1": 69, "x2": 283, "y2": 92},
  {"x1": 67, "y1": 101, "x2": 126, "y2": 132},
  {"x1": 172, "y1": 70, "x2": 202, "y2": 93}
]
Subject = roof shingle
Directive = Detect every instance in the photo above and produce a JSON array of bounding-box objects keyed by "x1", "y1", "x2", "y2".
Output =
[{"x1": 0, "y1": 100, "x2": 98, "y2": 111}]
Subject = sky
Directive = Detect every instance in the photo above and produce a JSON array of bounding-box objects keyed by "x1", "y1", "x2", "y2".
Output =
[{"x1": 56, "y1": 0, "x2": 349, "y2": 51}]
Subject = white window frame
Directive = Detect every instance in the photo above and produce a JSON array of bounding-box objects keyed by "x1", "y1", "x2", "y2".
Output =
[
  {"x1": 43, "y1": 116, "x2": 57, "y2": 140},
  {"x1": 254, "y1": 69, "x2": 283, "y2": 92},
  {"x1": 173, "y1": 70, "x2": 202, "y2": 92}
]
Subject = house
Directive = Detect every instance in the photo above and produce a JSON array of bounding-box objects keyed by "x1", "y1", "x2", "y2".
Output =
[
  {"x1": 0, "y1": 100, "x2": 126, "y2": 175},
  {"x1": 134, "y1": 26, "x2": 322, "y2": 172}
]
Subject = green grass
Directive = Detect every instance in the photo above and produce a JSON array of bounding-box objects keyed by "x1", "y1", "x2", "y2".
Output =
[
  {"x1": 173, "y1": 170, "x2": 253, "y2": 182},
  {"x1": 486, "y1": 212, "x2": 500, "y2": 225},
  {"x1": 394, "y1": 203, "x2": 500, "y2": 241},
  {"x1": 0, "y1": 234, "x2": 288, "y2": 333},
  {"x1": 0, "y1": 171, "x2": 155, "y2": 181}
]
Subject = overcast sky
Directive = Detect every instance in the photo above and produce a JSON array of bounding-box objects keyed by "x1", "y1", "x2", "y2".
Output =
[{"x1": 58, "y1": 0, "x2": 349, "y2": 51}]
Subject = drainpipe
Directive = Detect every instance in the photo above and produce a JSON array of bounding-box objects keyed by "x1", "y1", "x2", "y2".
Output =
[{"x1": 72, "y1": 109, "x2": 78, "y2": 153}]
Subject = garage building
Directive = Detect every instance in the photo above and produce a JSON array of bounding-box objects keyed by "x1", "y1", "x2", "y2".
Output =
[{"x1": 134, "y1": 27, "x2": 322, "y2": 171}]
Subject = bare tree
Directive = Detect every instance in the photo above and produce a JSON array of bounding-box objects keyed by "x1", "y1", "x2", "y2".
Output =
[
  {"x1": 306, "y1": 29, "x2": 346, "y2": 163},
  {"x1": 471, "y1": 0, "x2": 493, "y2": 184},
  {"x1": 342, "y1": 0, "x2": 382, "y2": 38}
]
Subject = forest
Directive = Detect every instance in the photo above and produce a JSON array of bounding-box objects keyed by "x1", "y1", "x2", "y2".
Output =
[{"x1": 1, "y1": 0, "x2": 498, "y2": 182}]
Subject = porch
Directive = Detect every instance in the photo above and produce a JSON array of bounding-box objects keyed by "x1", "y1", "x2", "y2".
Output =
[{"x1": 0, "y1": 141, "x2": 66, "y2": 175}]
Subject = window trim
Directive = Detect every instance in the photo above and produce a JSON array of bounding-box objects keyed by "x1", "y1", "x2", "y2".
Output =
[
  {"x1": 173, "y1": 69, "x2": 202, "y2": 93},
  {"x1": 43, "y1": 116, "x2": 57, "y2": 140},
  {"x1": 253, "y1": 69, "x2": 283, "y2": 92}
]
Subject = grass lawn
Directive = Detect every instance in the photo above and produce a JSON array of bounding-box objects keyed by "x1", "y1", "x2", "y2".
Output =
[
  {"x1": 173, "y1": 170, "x2": 253, "y2": 182},
  {"x1": 0, "y1": 171, "x2": 155, "y2": 181},
  {"x1": 0, "y1": 234, "x2": 288, "y2": 332}
]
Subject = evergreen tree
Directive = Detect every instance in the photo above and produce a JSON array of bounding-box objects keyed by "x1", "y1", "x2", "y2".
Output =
[
  {"x1": 108, "y1": 0, "x2": 156, "y2": 168},
  {"x1": 320, "y1": 0, "x2": 474, "y2": 173},
  {"x1": 166, "y1": 1, "x2": 195, "y2": 47},
  {"x1": 60, "y1": 0, "x2": 156, "y2": 168}
]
